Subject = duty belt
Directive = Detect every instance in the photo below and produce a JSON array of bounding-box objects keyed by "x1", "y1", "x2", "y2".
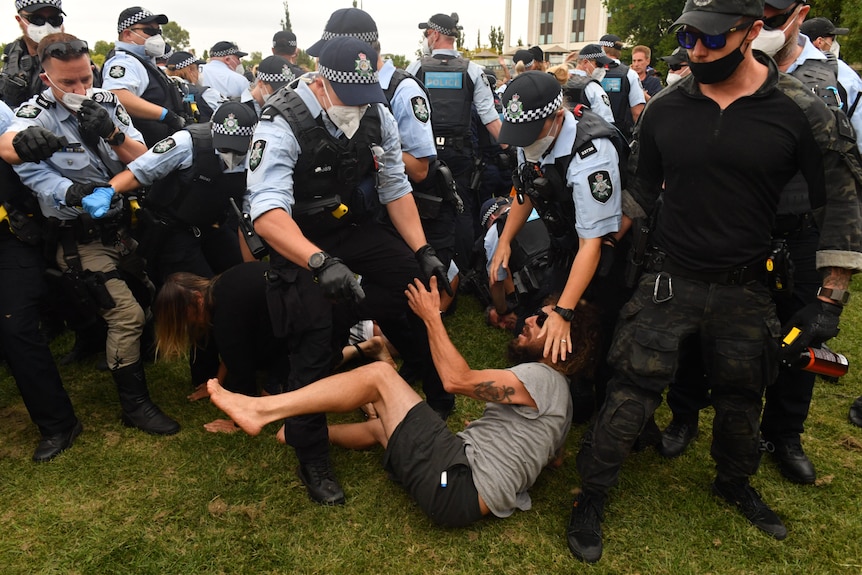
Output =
[
  {"x1": 435, "y1": 136, "x2": 466, "y2": 149},
  {"x1": 646, "y1": 251, "x2": 766, "y2": 286}
]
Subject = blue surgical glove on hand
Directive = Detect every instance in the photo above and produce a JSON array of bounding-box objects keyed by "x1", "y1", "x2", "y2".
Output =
[{"x1": 82, "y1": 186, "x2": 115, "y2": 218}]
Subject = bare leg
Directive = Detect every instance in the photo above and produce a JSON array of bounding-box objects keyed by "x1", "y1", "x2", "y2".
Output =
[
  {"x1": 328, "y1": 419, "x2": 388, "y2": 450},
  {"x1": 207, "y1": 361, "x2": 421, "y2": 440}
]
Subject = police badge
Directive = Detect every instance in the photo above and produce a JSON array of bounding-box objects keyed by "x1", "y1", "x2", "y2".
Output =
[
  {"x1": 506, "y1": 94, "x2": 524, "y2": 120},
  {"x1": 15, "y1": 104, "x2": 41, "y2": 118},
  {"x1": 153, "y1": 137, "x2": 177, "y2": 154},
  {"x1": 411, "y1": 96, "x2": 429, "y2": 123},
  {"x1": 222, "y1": 113, "x2": 240, "y2": 134},
  {"x1": 355, "y1": 53, "x2": 373, "y2": 79},
  {"x1": 249, "y1": 140, "x2": 266, "y2": 171},
  {"x1": 588, "y1": 170, "x2": 613, "y2": 203},
  {"x1": 115, "y1": 105, "x2": 131, "y2": 126},
  {"x1": 109, "y1": 65, "x2": 126, "y2": 79}
]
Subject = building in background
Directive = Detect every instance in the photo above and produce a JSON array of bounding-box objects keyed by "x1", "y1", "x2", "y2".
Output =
[{"x1": 504, "y1": 0, "x2": 609, "y2": 63}]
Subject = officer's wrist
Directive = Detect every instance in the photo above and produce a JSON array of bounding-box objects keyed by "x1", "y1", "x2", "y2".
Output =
[{"x1": 159, "y1": 107, "x2": 168, "y2": 121}]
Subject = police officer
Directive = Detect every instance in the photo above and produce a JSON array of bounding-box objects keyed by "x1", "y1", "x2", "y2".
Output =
[
  {"x1": 102, "y1": 6, "x2": 185, "y2": 147},
  {"x1": 408, "y1": 12, "x2": 503, "y2": 273},
  {"x1": 1, "y1": 0, "x2": 64, "y2": 106},
  {"x1": 0, "y1": 98, "x2": 82, "y2": 461},
  {"x1": 490, "y1": 71, "x2": 622, "y2": 366},
  {"x1": 165, "y1": 51, "x2": 222, "y2": 123},
  {"x1": 598, "y1": 33, "x2": 645, "y2": 140},
  {"x1": 241, "y1": 55, "x2": 294, "y2": 116},
  {"x1": 0, "y1": 32, "x2": 180, "y2": 436},
  {"x1": 566, "y1": 44, "x2": 616, "y2": 125},
  {"x1": 201, "y1": 41, "x2": 249, "y2": 100},
  {"x1": 246, "y1": 36, "x2": 450, "y2": 506},
  {"x1": 660, "y1": 0, "x2": 860, "y2": 485},
  {"x1": 566, "y1": 0, "x2": 862, "y2": 563},
  {"x1": 271, "y1": 30, "x2": 305, "y2": 78}
]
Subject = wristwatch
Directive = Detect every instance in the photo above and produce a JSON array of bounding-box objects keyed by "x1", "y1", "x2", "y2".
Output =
[
  {"x1": 817, "y1": 287, "x2": 850, "y2": 306},
  {"x1": 552, "y1": 305, "x2": 576, "y2": 322},
  {"x1": 308, "y1": 251, "x2": 328, "y2": 272},
  {"x1": 104, "y1": 129, "x2": 125, "y2": 146}
]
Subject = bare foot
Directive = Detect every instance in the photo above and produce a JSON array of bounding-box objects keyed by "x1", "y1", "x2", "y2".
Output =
[
  {"x1": 364, "y1": 336, "x2": 398, "y2": 370},
  {"x1": 206, "y1": 378, "x2": 266, "y2": 436},
  {"x1": 188, "y1": 383, "x2": 210, "y2": 402},
  {"x1": 203, "y1": 418, "x2": 239, "y2": 433}
]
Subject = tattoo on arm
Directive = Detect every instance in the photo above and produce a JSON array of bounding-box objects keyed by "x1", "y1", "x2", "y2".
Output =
[
  {"x1": 822, "y1": 267, "x2": 851, "y2": 290},
  {"x1": 473, "y1": 380, "x2": 516, "y2": 403}
]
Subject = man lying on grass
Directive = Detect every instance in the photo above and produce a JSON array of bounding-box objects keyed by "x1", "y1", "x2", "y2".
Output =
[{"x1": 208, "y1": 277, "x2": 600, "y2": 527}]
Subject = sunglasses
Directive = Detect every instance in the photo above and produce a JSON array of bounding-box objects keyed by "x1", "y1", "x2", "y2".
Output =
[
  {"x1": 669, "y1": 63, "x2": 688, "y2": 71},
  {"x1": 535, "y1": 310, "x2": 548, "y2": 328},
  {"x1": 762, "y1": 3, "x2": 800, "y2": 31},
  {"x1": 131, "y1": 26, "x2": 161, "y2": 37},
  {"x1": 676, "y1": 21, "x2": 755, "y2": 50},
  {"x1": 23, "y1": 13, "x2": 63, "y2": 27},
  {"x1": 43, "y1": 39, "x2": 89, "y2": 59}
]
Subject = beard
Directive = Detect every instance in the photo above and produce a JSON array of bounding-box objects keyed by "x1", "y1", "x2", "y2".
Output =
[{"x1": 506, "y1": 337, "x2": 542, "y2": 365}]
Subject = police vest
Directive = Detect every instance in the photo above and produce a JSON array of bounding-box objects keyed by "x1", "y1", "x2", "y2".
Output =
[
  {"x1": 111, "y1": 48, "x2": 185, "y2": 146},
  {"x1": 563, "y1": 75, "x2": 601, "y2": 109},
  {"x1": 260, "y1": 87, "x2": 382, "y2": 240},
  {"x1": 183, "y1": 83, "x2": 215, "y2": 123},
  {"x1": 599, "y1": 62, "x2": 634, "y2": 139},
  {"x1": 0, "y1": 153, "x2": 43, "y2": 244},
  {"x1": 414, "y1": 55, "x2": 474, "y2": 143},
  {"x1": 144, "y1": 124, "x2": 243, "y2": 227},
  {"x1": 516, "y1": 107, "x2": 627, "y2": 251},
  {"x1": 0, "y1": 39, "x2": 44, "y2": 107},
  {"x1": 778, "y1": 57, "x2": 852, "y2": 216},
  {"x1": 498, "y1": 214, "x2": 553, "y2": 297}
]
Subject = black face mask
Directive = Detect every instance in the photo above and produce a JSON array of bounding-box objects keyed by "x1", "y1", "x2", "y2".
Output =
[{"x1": 688, "y1": 27, "x2": 751, "y2": 85}]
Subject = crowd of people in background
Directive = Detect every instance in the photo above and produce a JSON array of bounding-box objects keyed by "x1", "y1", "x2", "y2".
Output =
[{"x1": 1, "y1": 0, "x2": 862, "y2": 566}]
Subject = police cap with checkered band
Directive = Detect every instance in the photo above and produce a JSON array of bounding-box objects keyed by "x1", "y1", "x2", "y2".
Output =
[
  {"x1": 211, "y1": 101, "x2": 258, "y2": 152},
  {"x1": 306, "y1": 8, "x2": 378, "y2": 57},
  {"x1": 418, "y1": 13, "x2": 462, "y2": 37},
  {"x1": 317, "y1": 36, "x2": 385, "y2": 106},
  {"x1": 498, "y1": 71, "x2": 564, "y2": 147},
  {"x1": 256, "y1": 55, "x2": 294, "y2": 91},
  {"x1": 117, "y1": 6, "x2": 167, "y2": 35},
  {"x1": 166, "y1": 51, "x2": 203, "y2": 71},
  {"x1": 16, "y1": 0, "x2": 64, "y2": 14}
]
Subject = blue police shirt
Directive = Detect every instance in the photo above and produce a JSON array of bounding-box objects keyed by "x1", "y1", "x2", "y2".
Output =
[
  {"x1": 10, "y1": 88, "x2": 144, "y2": 221},
  {"x1": 245, "y1": 80, "x2": 412, "y2": 221},
  {"x1": 102, "y1": 42, "x2": 154, "y2": 97},
  {"x1": 378, "y1": 59, "x2": 436, "y2": 160},
  {"x1": 200, "y1": 60, "x2": 249, "y2": 100},
  {"x1": 127, "y1": 129, "x2": 245, "y2": 184}
]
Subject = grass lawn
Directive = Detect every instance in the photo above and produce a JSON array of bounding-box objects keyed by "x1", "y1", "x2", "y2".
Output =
[{"x1": 2, "y1": 284, "x2": 862, "y2": 575}]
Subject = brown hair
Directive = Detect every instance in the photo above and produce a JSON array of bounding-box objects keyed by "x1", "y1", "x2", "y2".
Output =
[
  {"x1": 551, "y1": 300, "x2": 602, "y2": 378},
  {"x1": 37, "y1": 33, "x2": 88, "y2": 64},
  {"x1": 153, "y1": 272, "x2": 215, "y2": 360},
  {"x1": 632, "y1": 45, "x2": 651, "y2": 60},
  {"x1": 547, "y1": 64, "x2": 570, "y2": 85}
]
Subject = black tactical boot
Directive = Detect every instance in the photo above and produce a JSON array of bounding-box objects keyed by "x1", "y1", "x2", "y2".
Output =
[{"x1": 113, "y1": 361, "x2": 180, "y2": 435}]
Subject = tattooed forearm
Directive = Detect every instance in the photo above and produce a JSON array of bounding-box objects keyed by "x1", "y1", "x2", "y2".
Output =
[
  {"x1": 473, "y1": 380, "x2": 516, "y2": 403},
  {"x1": 821, "y1": 267, "x2": 851, "y2": 290}
]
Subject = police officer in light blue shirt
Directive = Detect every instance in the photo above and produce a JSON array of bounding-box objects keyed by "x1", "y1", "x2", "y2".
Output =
[{"x1": 201, "y1": 41, "x2": 250, "y2": 100}]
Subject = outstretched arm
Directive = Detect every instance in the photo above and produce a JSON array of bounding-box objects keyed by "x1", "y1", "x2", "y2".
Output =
[{"x1": 405, "y1": 277, "x2": 537, "y2": 408}]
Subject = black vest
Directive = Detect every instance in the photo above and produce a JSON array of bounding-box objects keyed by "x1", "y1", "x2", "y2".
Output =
[
  {"x1": 144, "y1": 124, "x2": 244, "y2": 227},
  {"x1": 260, "y1": 87, "x2": 383, "y2": 242},
  {"x1": 599, "y1": 62, "x2": 634, "y2": 139},
  {"x1": 0, "y1": 39, "x2": 43, "y2": 107},
  {"x1": 414, "y1": 55, "x2": 474, "y2": 141}
]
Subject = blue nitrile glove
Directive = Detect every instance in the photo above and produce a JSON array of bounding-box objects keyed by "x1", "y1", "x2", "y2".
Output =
[{"x1": 82, "y1": 186, "x2": 116, "y2": 218}]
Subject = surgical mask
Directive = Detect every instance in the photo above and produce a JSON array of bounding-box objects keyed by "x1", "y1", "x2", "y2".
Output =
[
  {"x1": 134, "y1": 31, "x2": 166, "y2": 58},
  {"x1": 830, "y1": 38, "x2": 840, "y2": 58},
  {"x1": 591, "y1": 66, "x2": 606, "y2": 81},
  {"x1": 666, "y1": 72, "x2": 685, "y2": 86},
  {"x1": 522, "y1": 115, "x2": 559, "y2": 162},
  {"x1": 218, "y1": 151, "x2": 246, "y2": 170},
  {"x1": 235, "y1": 62, "x2": 245, "y2": 76},
  {"x1": 46, "y1": 74, "x2": 93, "y2": 112},
  {"x1": 322, "y1": 83, "x2": 368, "y2": 139},
  {"x1": 26, "y1": 22, "x2": 62, "y2": 44},
  {"x1": 751, "y1": 27, "x2": 786, "y2": 57}
]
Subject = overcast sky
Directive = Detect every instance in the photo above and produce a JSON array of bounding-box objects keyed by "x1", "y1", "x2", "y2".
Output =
[{"x1": 1, "y1": 0, "x2": 529, "y2": 60}]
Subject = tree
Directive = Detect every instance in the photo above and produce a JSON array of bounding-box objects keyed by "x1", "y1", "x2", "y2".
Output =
[
  {"x1": 296, "y1": 49, "x2": 316, "y2": 72},
  {"x1": 280, "y1": 1, "x2": 292, "y2": 32},
  {"x1": 477, "y1": 29, "x2": 482, "y2": 50},
  {"x1": 456, "y1": 29, "x2": 465, "y2": 51},
  {"x1": 162, "y1": 21, "x2": 190, "y2": 52},
  {"x1": 243, "y1": 51, "x2": 263, "y2": 72},
  {"x1": 389, "y1": 54, "x2": 411, "y2": 69},
  {"x1": 604, "y1": 0, "x2": 681, "y2": 66},
  {"x1": 489, "y1": 26, "x2": 504, "y2": 53},
  {"x1": 808, "y1": 0, "x2": 862, "y2": 65},
  {"x1": 90, "y1": 40, "x2": 113, "y2": 69}
]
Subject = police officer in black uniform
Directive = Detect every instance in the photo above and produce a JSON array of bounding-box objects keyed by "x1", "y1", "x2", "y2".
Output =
[
  {"x1": 0, "y1": 99, "x2": 81, "y2": 461},
  {"x1": 246, "y1": 37, "x2": 451, "y2": 506}
]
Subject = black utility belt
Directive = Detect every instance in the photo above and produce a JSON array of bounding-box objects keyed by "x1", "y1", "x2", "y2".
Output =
[
  {"x1": 57, "y1": 216, "x2": 119, "y2": 245},
  {"x1": 646, "y1": 251, "x2": 767, "y2": 286},
  {"x1": 434, "y1": 136, "x2": 466, "y2": 149}
]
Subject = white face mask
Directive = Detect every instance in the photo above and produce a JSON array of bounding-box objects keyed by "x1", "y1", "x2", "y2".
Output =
[
  {"x1": 830, "y1": 38, "x2": 840, "y2": 58},
  {"x1": 45, "y1": 74, "x2": 94, "y2": 112},
  {"x1": 133, "y1": 31, "x2": 166, "y2": 58},
  {"x1": 522, "y1": 115, "x2": 559, "y2": 162},
  {"x1": 322, "y1": 82, "x2": 368, "y2": 139},
  {"x1": 751, "y1": 27, "x2": 787, "y2": 57},
  {"x1": 666, "y1": 72, "x2": 684, "y2": 86},
  {"x1": 235, "y1": 62, "x2": 245, "y2": 76},
  {"x1": 26, "y1": 23, "x2": 62, "y2": 44},
  {"x1": 591, "y1": 66, "x2": 607, "y2": 81},
  {"x1": 218, "y1": 151, "x2": 247, "y2": 170},
  {"x1": 421, "y1": 37, "x2": 433, "y2": 57}
]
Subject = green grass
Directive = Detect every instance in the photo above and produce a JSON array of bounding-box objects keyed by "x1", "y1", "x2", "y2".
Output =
[{"x1": 2, "y1": 288, "x2": 862, "y2": 574}]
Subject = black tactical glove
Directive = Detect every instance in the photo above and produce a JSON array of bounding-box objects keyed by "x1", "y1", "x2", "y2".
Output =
[
  {"x1": 415, "y1": 243, "x2": 453, "y2": 296},
  {"x1": 780, "y1": 300, "x2": 842, "y2": 361},
  {"x1": 162, "y1": 110, "x2": 186, "y2": 132},
  {"x1": 65, "y1": 181, "x2": 109, "y2": 207},
  {"x1": 11, "y1": 126, "x2": 68, "y2": 163},
  {"x1": 78, "y1": 99, "x2": 115, "y2": 138},
  {"x1": 314, "y1": 255, "x2": 366, "y2": 303}
]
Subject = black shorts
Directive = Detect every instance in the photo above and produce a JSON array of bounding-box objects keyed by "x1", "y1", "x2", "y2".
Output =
[{"x1": 382, "y1": 402, "x2": 483, "y2": 527}]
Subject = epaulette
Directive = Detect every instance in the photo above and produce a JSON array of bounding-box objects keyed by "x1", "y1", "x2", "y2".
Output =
[
  {"x1": 91, "y1": 90, "x2": 118, "y2": 105},
  {"x1": 35, "y1": 94, "x2": 55, "y2": 109}
]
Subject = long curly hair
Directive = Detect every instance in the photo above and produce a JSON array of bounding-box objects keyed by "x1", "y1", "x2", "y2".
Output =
[{"x1": 152, "y1": 272, "x2": 216, "y2": 360}]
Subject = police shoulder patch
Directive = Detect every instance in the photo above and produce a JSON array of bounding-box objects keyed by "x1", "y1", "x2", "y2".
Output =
[
  {"x1": 16, "y1": 104, "x2": 41, "y2": 118},
  {"x1": 153, "y1": 137, "x2": 176, "y2": 154},
  {"x1": 115, "y1": 104, "x2": 131, "y2": 126},
  {"x1": 411, "y1": 96, "x2": 429, "y2": 123},
  {"x1": 91, "y1": 91, "x2": 117, "y2": 105},
  {"x1": 588, "y1": 170, "x2": 613, "y2": 204},
  {"x1": 249, "y1": 139, "x2": 267, "y2": 171},
  {"x1": 109, "y1": 65, "x2": 126, "y2": 79}
]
